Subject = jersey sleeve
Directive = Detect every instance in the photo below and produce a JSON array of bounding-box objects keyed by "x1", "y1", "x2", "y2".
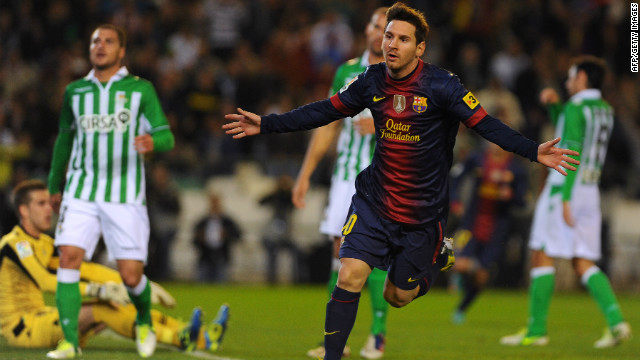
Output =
[
  {"x1": 140, "y1": 83, "x2": 171, "y2": 133},
  {"x1": 437, "y1": 75, "x2": 488, "y2": 127},
  {"x1": 330, "y1": 63, "x2": 348, "y2": 96},
  {"x1": 560, "y1": 104, "x2": 586, "y2": 201},
  {"x1": 8, "y1": 239, "x2": 58, "y2": 293},
  {"x1": 48, "y1": 88, "x2": 76, "y2": 194}
]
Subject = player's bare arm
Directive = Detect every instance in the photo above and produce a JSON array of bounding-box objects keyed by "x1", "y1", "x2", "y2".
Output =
[
  {"x1": 353, "y1": 116, "x2": 375, "y2": 135},
  {"x1": 292, "y1": 120, "x2": 342, "y2": 209},
  {"x1": 223, "y1": 108, "x2": 262, "y2": 138},
  {"x1": 537, "y1": 137, "x2": 580, "y2": 176}
]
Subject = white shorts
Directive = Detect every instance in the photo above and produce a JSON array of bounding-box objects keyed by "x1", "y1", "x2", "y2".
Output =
[
  {"x1": 55, "y1": 198, "x2": 150, "y2": 262},
  {"x1": 529, "y1": 183, "x2": 601, "y2": 261},
  {"x1": 319, "y1": 176, "x2": 356, "y2": 238}
]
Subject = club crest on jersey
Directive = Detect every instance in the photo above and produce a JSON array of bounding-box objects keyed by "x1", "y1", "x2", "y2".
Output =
[
  {"x1": 463, "y1": 92, "x2": 479, "y2": 109},
  {"x1": 393, "y1": 95, "x2": 406, "y2": 114},
  {"x1": 412, "y1": 96, "x2": 427, "y2": 113}
]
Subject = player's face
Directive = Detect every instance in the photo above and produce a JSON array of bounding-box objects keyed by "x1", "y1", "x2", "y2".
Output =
[
  {"x1": 366, "y1": 12, "x2": 386, "y2": 58},
  {"x1": 89, "y1": 28, "x2": 125, "y2": 71},
  {"x1": 565, "y1": 65, "x2": 582, "y2": 96},
  {"x1": 382, "y1": 20, "x2": 425, "y2": 79},
  {"x1": 23, "y1": 190, "x2": 52, "y2": 234}
]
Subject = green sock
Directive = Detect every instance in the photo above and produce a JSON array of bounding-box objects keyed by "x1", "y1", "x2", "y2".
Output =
[
  {"x1": 583, "y1": 267, "x2": 624, "y2": 327},
  {"x1": 56, "y1": 281, "x2": 81, "y2": 348},
  {"x1": 327, "y1": 269, "x2": 339, "y2": 300},
  {"x1": 367, "y1": 268, "x2": 388, "y2": 336},
  {"x1": 527, "y1": 268, "x2": 555, "y2": 337},
  {"x1": 128, "y1": 277, "x2": 152, "y2": 326}
]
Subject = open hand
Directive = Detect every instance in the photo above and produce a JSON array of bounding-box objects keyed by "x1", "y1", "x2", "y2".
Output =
[
  {"x1": 537, "y1": 138, "x2": 580, "y2": 176},
  {"x1": 223, "y1": 108, "x2": 262, "y2": 138}
]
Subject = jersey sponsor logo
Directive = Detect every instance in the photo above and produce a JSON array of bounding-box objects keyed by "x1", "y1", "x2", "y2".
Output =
[
  {"x1": 463, "y1": 92, "x2": 479, "y2": 109},
  {"x1": 412, "y1": 96, "x2": 428, "y2": 113},
  {"x1": 393, "y1": 95, "x2": 406, "y2": 113},
  {"x1": 379, "y1": 118, "x2": 421, "y2": 142},
  {"x1": 373, "y1": 95, "x2": 386, "y2": 102},
  {"x1": 15, "y1": 241, "x2": 34, "y2": 259},
  {"x1": 78, "y1": 109, "x2": 132, "y2": 133}
]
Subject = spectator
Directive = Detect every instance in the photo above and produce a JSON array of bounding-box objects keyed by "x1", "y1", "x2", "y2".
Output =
[{"x1": 193, "y1": 192, "x2": 241, "y2": 282}]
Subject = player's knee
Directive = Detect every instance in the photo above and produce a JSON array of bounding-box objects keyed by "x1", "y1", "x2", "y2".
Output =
[
  {"x1": 119, "y1": 272, "x2": 143, "y2": 288},
  {"x1": 383, "y1": 288, "x2": 413, "y2": 308}
]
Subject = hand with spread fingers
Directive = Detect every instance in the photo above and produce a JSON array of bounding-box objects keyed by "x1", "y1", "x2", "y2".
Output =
[
  {"x1": 537, "y1": 137, "x2": 580, "y2": 176},
  {"x1": 223, "y1": 108, "x2": 262, "y2": 138}
]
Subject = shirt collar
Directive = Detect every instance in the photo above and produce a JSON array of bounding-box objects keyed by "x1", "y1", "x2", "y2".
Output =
[
  {"x1": 570, "y1": 89, "x2": 601, "y2": 102},
  {"x1": 85, "y1": 66, "x2": 129, "y2": 85}
]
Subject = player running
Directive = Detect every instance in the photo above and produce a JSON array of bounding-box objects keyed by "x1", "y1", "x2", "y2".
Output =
[{"x1": 223, "y1": 3, "x2": 579, "y2": 359}]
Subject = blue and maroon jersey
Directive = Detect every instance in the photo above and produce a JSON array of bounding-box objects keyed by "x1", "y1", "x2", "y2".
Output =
[{"x1": 261, "y1": 59, "x2": 538, "y2": 226}]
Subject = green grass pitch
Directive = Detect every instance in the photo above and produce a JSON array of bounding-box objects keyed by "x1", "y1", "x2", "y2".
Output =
[{"x1": 1, "y1": 283, "x2": 637, "y2": 359}]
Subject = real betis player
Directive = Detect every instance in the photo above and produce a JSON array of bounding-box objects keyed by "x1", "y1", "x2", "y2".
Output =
[
  {"x1": 46, "y1": 24, "x2": 175, "y2": 359},
  {"x1": 291, "y1": 7, "x2": 389, "y2": 359},
  {"x1": 501, "y1": 55, "x2": 631, "y2": 348}
]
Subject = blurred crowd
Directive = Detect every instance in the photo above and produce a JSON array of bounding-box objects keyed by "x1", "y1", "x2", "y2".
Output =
[{"x1": 1, "y1": 0, "x2": 639, "y2": 244}]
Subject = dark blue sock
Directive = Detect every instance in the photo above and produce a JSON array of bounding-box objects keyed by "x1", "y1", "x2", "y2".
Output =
[
  {"x1": 324, "y1": 286, "x2": 360, "y2": 360},
  {"x1": 458, "y1": 275, "x2": 480, "y2": 312}
]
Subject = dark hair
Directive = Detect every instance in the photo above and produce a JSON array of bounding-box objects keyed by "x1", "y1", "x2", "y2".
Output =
[
  {"x1": 12, "y1": 179, "x2": 47, "y2": 215},
  {"x1": 95, "y1": 23, "x2": 127, "y2": 48},
  {"x1": 574, "y1": 55, "x2": 607, "y2": 90},
  {"x1": 386, "y1": 2, "x2": 429, "y2": 45}
]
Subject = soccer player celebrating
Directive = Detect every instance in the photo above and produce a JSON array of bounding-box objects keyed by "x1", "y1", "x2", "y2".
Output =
[
  {"x1": 47, "y1": 24, "x2": 175, "y2": 358},
  {"x1": 500, "y1": 55, "x2": 631, "y2": 348},
  {"x1": 291, "y1": 7, "x2": 390, "y2": 359},
  {"x1": 223, "y1": 3, "x2": 579, "y2": 359},
  {"x1": 0, "y1": 179, "x2": 229, "y2": 355}
]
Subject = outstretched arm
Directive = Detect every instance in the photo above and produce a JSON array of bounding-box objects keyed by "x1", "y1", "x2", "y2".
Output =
[{"x1": 537, "y1": 137, "x2": 580, "y2": 176}]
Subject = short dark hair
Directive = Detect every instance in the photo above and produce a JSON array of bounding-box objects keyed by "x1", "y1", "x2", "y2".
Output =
[
  {"x1": 386, "y1": 2, "x2": 429, "y2": 45},
  {"x1": 95, "y1": 24, "x2": 127, "y2": 48},
  {"x1": 12, "y1": 179, "x2": 47, "y2": 215},
  {"x1": 573, "y1": 55, "x2": 607, "y2": 90}
]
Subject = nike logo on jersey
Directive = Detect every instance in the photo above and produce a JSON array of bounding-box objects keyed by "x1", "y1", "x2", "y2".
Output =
[
  {"x1": 324, "y1": 330, "x2": 341, "y2": 335},
  {"x1": 408, "y1": 277, "x2": 419, "y2": 283},
  {"x1": 373, "y1": 95, "x2": 386, "y2": 102}
]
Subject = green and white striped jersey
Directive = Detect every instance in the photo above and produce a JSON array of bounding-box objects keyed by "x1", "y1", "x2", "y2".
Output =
[
  {"x1": 330, "y1": 52, "x2": 376, "y2": 181},
  {"x1": 546, "y1": 89, "x2": 613, "y2": 199},
  {"x1": 57, "y1": 67, "x2": 169, "y2": 204}
]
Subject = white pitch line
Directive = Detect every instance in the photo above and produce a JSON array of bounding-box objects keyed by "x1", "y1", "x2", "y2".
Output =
[{"x1": 159, "y1": 343, "x2": 245, "y2": 360}]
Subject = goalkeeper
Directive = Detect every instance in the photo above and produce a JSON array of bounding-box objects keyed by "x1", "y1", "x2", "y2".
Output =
[{"x1": 0, "y1": 179, "x2": 229, "y2": 354}]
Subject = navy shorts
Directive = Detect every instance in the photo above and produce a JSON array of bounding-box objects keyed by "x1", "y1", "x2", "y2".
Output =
[
  {"x1": 459, "y1": 234, "x2": 506, "y2": 269},
  {"x1": 339, "y1": 193, "x2": 445, "y2": 291}
]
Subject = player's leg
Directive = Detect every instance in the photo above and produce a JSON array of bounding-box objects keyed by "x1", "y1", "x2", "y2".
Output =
[
  {"x1": 360, "y1": 267, "x2": 388, "y2": 359},
  {"x1": 383, "y1": 221, "x2": 445, "y2": 308},
  {"x1": 99, "y1": 202, "x2": 155, "y2": 357},
  {"x1": 50, "y1": 199, "x2": 101, "y2": 358},
  {"x1": 324, "y1": 257, "x2": 371, "y2": 360}
]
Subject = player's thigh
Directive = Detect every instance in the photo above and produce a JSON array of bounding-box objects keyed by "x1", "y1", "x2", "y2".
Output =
[
  {"x1": 388, "y1": 221, "x2": 444, "y2": 292},
  {"x1": 320, "y1": 178, "x2": 356, "y2": 238},
  {"x1": 54, "y1": 198, "x2": 102, "y2": 256},
  {"x1": 4, "y1": 308, "x2": 62, "y2": 348},
  {"x1": 98, "y1": 202, "x2": 150, "y2": 261},
  {"x1": 529, "y1": 188, "x2": 571, "y2": 258},
  {"x1": 572, "y1": 188, "x2": 602, "y2": 260}
]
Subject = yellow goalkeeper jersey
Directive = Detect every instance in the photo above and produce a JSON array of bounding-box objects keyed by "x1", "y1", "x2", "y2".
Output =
[{"x1": 0, "y1": 225, "x2": 121, "y2": 332}]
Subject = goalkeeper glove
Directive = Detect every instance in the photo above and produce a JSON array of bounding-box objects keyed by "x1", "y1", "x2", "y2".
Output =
[
  {"x1": 150, "y1": 281, "x2": 176, "y2": 308},
  {"x1": 86, "y1": 281, "x2": 131, "y2": 305}
]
